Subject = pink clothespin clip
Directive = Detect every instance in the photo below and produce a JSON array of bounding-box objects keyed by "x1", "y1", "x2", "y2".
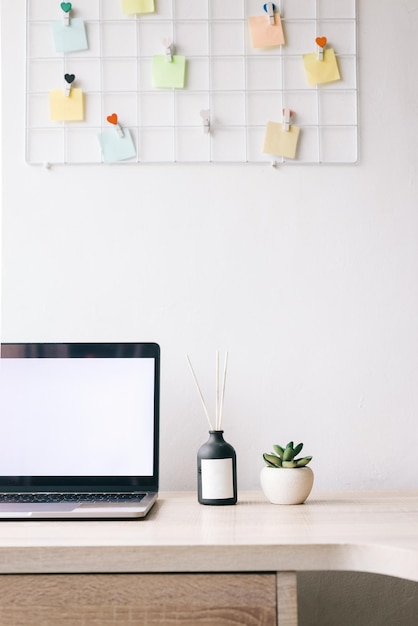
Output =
[
  {"x1": 282, "y1": 108, "x2": 294, "y2": 132},
  {"x1": 263, "y1": 2, "x2": 275, "y2": 25},
  {"x1": 163, "y1": 37, "x2": 174, "y2": 62},
  {"x1": 107, "y1": 113, "x2": 124, "y2": 138},
  {"x1": 316, "y1": 37, "x2": 327, "y2": 61}
]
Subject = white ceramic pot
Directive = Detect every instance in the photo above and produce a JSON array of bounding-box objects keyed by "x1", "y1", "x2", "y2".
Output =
[{"x1": 260, "y1": 466, "x2": 314, "y2": 505}]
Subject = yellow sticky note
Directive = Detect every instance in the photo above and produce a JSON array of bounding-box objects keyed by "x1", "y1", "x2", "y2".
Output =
[
  {"x1": 49, "y1": 88, "x2": 84, "y2": 121},
  {"x1": 248, "y1": 14, "x2": 285, "y2": 48},
  {"x1": 121, "y1": 0, "x2": 154, "y2": 14},
  {"x1": 263, "y1": 121, "x2": 300, "y2": 159},
  {"x1": 302, "y1": 48, "x2": 341, "y2": 85},
  {"x1": 152, "y1": 55, "x2": 187, "y2": 89}
]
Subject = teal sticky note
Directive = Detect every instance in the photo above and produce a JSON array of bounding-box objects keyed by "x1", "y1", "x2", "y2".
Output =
[
  {"x1": 152, "y1": 55, "x2": 187, "y2": 89},
  {"x1": 98, "y1": 127, "x2": 136, "y2": 163},
  {"x1": 52, "y1": 18, "x2": 88, "y2": 54}
]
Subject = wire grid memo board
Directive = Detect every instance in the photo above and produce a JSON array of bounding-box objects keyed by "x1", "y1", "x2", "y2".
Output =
[{"x1": 25, "y1": 0, "x2": 358, "y2": 165}]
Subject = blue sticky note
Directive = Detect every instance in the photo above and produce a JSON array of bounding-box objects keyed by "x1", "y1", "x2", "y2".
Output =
[
  {"x1": 52, "y1": 18, "x2": 88, "y2": 54},
  {"x1": 98, "y1": 127, "x2": 137, "y2": 163}
]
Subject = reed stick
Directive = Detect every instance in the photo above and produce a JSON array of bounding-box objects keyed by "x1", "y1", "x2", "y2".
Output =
[
  {"x1": 216, "y1": 350, "x2": 220, "y2": 430},
  {"x1": 218, "y1": 351, "x2": 228, "y2": 430},
  {"x1": 186, "y1": 354, "x2": 214, "y2": 430}
]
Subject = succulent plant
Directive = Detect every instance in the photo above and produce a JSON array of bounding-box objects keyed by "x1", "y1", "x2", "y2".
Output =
[{"x1": 263, "y1": 441, "x2": 312, "y2": 468}]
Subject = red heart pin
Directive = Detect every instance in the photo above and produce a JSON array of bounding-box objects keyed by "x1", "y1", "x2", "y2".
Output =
[
  {"x1": 107, "y1": 113, "x2": 118, "y2": 125},
  {"x1": 315, "y1": 37, "x2": 327, "y2": 48}
]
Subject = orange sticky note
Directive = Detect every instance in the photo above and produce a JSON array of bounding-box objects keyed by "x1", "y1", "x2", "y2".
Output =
[
  {"x1": 49, "y1": 88, "x2": 84, "y2": 121},
  {"x1": 263, "y1": 121, "x2": 300, "y2": 159},
  {"x1": 248, "y1": 13, "x2": 285, "y2": 48},
  {"x1": 302, "y1": 48, "x2": 341, "y2": 85}
]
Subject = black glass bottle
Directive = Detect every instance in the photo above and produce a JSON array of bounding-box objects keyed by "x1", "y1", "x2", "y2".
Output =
[{"x1": 197, "y1": 430, "x2": 237, "y2": 505}]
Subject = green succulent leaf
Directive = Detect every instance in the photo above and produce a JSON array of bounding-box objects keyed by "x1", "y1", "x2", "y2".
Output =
[
  {"x1": 263, "y1": 453, "x2": 282, "y2": 468},
  {"x1": 264, "y1": 441, "x2": 312, "y2": 468},
  {"x1": 282, "y1": 460, "x2": 298, "y2": 468},
  {"x1": 283, "y1": 445, "x2": 296, "y2": 461},
  {"x1": 273, "y1": 444, "x2": 284, "y2": 458},
  {"x1": 295, "y1": 456, "x2": 312, "y2": 467},
  {"x1": 293, "y1": 442, "x2": 304, "y2": 457}
]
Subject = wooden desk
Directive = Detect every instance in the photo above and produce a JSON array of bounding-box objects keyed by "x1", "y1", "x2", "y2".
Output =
[{"x1": 0, "y1": 490, "x2": 417, "y2": 626}]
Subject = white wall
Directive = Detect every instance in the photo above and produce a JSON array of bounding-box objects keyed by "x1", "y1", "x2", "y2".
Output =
[
  {"x1": 2, "y1": 2, "x2": 418, "y2": 624},
  {"x1": 2, "y1": 1, "x2": 418, "y2": 497}
]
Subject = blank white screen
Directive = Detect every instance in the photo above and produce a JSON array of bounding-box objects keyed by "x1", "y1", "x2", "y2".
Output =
[{"x1": 0, "y1": 358, "x2": 155, "y2": 476}]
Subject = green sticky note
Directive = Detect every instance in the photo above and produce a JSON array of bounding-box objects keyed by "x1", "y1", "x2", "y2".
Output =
[
  {"x1": 121, "y1": 0, "x2": 154, "y2": 14},
  {"x1": 152, "y1": 55, "x2": 187, "y2": 89}
]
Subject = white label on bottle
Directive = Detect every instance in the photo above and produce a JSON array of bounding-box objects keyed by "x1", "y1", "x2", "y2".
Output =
[{"x1": 201, "y1": 458, "x2": 234, "y2": 499}]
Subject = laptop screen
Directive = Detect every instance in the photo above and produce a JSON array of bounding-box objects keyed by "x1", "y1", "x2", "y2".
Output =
[{"x1": 0, "y1": 343, "x2": 160, "y2": 492}]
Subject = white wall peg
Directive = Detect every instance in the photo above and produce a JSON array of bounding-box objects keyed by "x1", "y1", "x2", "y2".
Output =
[
  {"x1": 263, "y1": 2, "x2": 275, "y2": 25},
  {"x1": 200, "y1": 109, "x2": 210, "y2": 134},
  {"x1": 163, "y1": 37, "x2": 174, "y2": 62},
  {"x1": 282, "y1": 108, "x2": 294, "y2": 132}
]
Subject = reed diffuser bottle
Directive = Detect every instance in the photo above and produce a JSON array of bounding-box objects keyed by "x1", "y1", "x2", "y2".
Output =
[
  {"x1": 187, "y1": 351, "x2": 237, "y2": 505},
  {"x1": 197, "y1": 430, "x2": 237, "y2": 505}
]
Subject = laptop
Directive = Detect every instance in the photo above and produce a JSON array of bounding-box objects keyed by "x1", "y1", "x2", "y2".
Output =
[{"x1": 0, "y1": 342, "x2": 160, "y2": 519}]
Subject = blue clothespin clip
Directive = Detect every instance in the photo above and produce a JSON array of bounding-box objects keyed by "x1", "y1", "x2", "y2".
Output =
[{"x1": 263, "y1": 2, "x2": 275, "y2": 25}]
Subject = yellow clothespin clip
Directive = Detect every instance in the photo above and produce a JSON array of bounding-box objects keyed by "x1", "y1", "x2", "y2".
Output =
[
  {"x1": 64, "y1": 73, "x2": 75, "y2": 97},
  {"x1": 263, "y1": 3, "x2": 275, "y2": 25},
  {"x1": 316, "y1": 37, "x2": 327, "y2": 61},
  {"x1": 163, "y1": 37, "x2": 174, "y2": 62},
  {"x1": 61, "y1": 2, "x2": 72, "y2": 27},
  {"x1": 282, "y1": 108, "x2": 293, "y2": 132}
]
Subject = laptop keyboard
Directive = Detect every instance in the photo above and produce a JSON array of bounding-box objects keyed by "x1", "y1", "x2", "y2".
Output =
[{"x1": 0, "y1": 493, "x2": 145, "y2": 504}]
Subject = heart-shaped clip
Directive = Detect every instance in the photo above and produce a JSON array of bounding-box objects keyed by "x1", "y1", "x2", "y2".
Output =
[
  {"x1": 162, "y1": 37, "x2": 174, "y2": 62},
  {"x1": 107, "y1": 113, "x2": 124, "y2": 138},
  {"x1": 64, "y1": 73, "x2": 75, "y2": 97},
  {"x1": 107, "y1": 113, "x2": 118, "y2": 125},
  {"x1": 61, "y1": 2, "x2": 72, "y2": 26},
  {"x1": 263, "y1": 3, "x2": 275, "y2": 25},
  {"x1": 200, "y1": 109, "x2": 210, "y2": 134},
  {"x1": 315, "y1": 36, "x2": 327, "y2": 48},
  {"x1": 282, "y1": 108, "x2": 294, "y2": 131},
  {"x1": 316, "y1": 37, "x2": 327, "y2": 60}
]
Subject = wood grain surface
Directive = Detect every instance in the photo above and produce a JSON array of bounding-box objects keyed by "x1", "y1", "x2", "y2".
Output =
[{"x1": 0, "y1": 573, "x2": 277, "y2": 626}]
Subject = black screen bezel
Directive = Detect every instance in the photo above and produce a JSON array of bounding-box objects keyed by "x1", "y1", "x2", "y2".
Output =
[{"x1": 0, "y1": 342, "x2": 160, "y2": 493}]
